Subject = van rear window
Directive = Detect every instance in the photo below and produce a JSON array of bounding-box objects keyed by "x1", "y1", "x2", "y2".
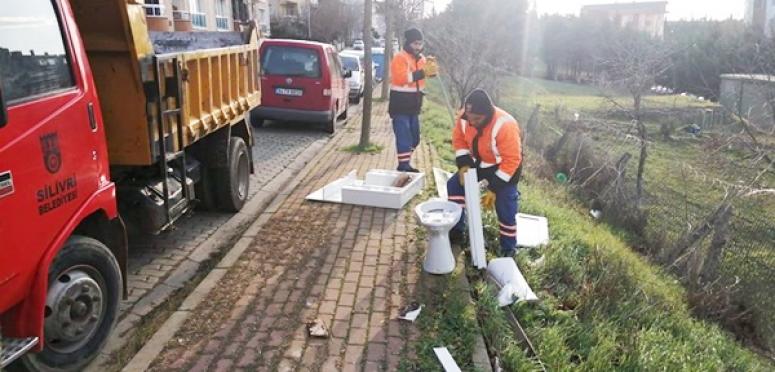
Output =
[
  {"x1": 261, "y1": 46, "x2": 321, "y2": 78},
  {"x1": 340, "y1": 56, "x2": 359, "y2": 71}
]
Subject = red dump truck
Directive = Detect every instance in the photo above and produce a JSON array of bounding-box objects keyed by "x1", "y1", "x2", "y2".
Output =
[{"x1": 0, "y1": 0, "x2": 261, "y2": 370}]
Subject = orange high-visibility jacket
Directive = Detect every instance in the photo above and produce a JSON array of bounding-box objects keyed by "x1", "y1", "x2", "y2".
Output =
[
  {"x1": 388, "y1": 50, "x2": 426, "y2": 115},
  {"x1": 390, "y1": 50, "x2": 427, "y2": 91},
  {"x1": 452, "y1": 107, "x2": 523, "y2": 186}
]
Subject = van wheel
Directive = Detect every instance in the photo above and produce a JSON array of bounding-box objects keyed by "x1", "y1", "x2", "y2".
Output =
[
  {"x1": 214, "y1": 137, "x2": 250, "y2": 212},
  {"x1": 351, "y1": 95, "x2": 361, "y2": 104},
  {"x1": 325, "y1": 110, "x2": 336, "y2": 134},
  {"x1": 338, "y1": 102, "x2": 348, "y2": 120},
  {"x1": 250, "y1": 110, "x2": 264, "y2": 128},
  {"x1": 16, "y1": 236, "x2": 121, "y2": 372}
]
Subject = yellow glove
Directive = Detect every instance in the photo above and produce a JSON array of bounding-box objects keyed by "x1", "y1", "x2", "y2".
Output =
[
  {"x1": 481, "y1": 190, "x2": 496, "y2": 210},
  {"x1": 457, "y1": 166, "x2": 470, "y2": 187},
  {"x1": 424, "y1": 57, "x2": 439, "y2": 78}
]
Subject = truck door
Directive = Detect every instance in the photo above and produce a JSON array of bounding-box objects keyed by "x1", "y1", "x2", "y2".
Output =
[{"x1": 0, "y1": 0, "x2": 105, "y2": 311}]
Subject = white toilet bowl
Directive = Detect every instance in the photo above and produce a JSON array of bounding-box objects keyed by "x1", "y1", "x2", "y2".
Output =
[{"x1": 415, "y1": 199, "x2": 463, "y2": 274}]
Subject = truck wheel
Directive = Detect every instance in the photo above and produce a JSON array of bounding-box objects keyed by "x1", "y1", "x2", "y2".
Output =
[
  {"x1": 214, "y1": 137, "x2": 250, "y2": 212},
  {"x1": 18, "y1": 236, "x2": 121, "y2": 372},
  {"x1": 194, "y1": 167, "x2": 216, "y2": 211}
]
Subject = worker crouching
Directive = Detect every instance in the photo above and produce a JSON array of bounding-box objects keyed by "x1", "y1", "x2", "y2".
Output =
[{"x1": 446, "y1": 89, "x2": 523, "y2": 257}]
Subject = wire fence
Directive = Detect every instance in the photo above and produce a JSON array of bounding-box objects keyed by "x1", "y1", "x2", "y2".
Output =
[{"x1": 512, "y1": 101, "x2": 775, "y2": 353}]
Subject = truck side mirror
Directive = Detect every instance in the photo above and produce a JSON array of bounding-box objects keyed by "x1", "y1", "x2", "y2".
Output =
[
  {"x1": 344, "y1": 69, "x2": 352, "y2": 78},
  {"x1": 0, "y1": 86, "x2": 7, "y2": 128}
]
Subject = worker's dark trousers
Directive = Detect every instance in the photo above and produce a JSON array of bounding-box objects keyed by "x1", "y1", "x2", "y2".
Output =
[
  {"x1": 391, "y1": 114, "x2": 420, "y2": 170},
  {"x1": 446, "y1": 172, "x2": 520, "y2": 257}
]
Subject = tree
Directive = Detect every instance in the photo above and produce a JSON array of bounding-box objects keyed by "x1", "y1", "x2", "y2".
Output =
[
  {"x1": 360, "y1": 0, "x2": 375, "y2": 147},
  {"x1": 422, "y1": 0, "x2": 530, "y2": 103},
  {"x1": 380, "y1": 0, "x2": 393, "y2": 99},
  {"x1": 310, "y1": 0, "x2": 346, "y2": 43},
  {"x1": 598, "y1": 31, "x2": 672, "y2": 206}
]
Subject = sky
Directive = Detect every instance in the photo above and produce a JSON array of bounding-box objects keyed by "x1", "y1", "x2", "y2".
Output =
[{"x1": 429, "y1": 0, "x2": 744, "y2": 21}]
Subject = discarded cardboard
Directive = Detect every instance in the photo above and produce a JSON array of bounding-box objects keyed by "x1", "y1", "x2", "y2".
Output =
[
  {"x1": 306, "y1": 169, "x2": 425, "y2": 209},
  {"x1": 433, "y1": 347, "x2": 463, "y2": 372},
  {"x1": 516, "y1": 213, "x2": 550, "y2": 248}
]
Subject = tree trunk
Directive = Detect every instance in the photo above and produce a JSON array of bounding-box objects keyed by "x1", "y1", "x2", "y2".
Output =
[
  {"x1": 381, "y1": 0, "x2": 392, "y2": 100},
  {"x1": 359, "y1": 0, "x2": 374, "y2": 148}
]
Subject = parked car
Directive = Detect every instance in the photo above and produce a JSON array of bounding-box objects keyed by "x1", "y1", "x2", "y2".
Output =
[
  {"x1": 339, "y1": 52, "x2": 365, "y2": 103},
  {"x1": 353, "y1": 39, "x2": 364, "y2": 50},
  {"x1": 371, "y1": 47, "x2": 385, "y2": 82},
  {"x1": 254, "y1": 39, "x2": 350, "y2": 133},
  {"x1": 342, "y1": 49, "x2": 378, "y2": 84}
]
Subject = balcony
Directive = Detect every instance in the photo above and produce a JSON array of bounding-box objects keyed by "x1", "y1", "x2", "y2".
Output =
[
  {"x1": 173, "y1": 10, "x2": 190, "y2": 21},
  {"x1": 191, "y1": 12, "x2": 207, "y2": 29}
]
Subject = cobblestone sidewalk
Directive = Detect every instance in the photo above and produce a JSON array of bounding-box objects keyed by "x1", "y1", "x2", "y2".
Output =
[{"x1": 146, "y1": 101, "x2": 431, "y2": 371}]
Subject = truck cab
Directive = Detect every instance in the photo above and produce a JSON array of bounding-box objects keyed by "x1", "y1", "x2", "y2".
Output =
[
  {"x1": 1, "y1": 0, "x2": 260, "y2": 370},
  {"x1": 1, "y1": 0, "x2": 125, "y2": 370}
]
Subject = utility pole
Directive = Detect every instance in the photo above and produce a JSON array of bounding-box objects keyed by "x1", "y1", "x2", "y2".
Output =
[
  {"x1": 381, "y1": 0, "x2": 392, "y2": 100},
  {"x1": 359, "y1": 0, "x2": 374, "y2": 147}
]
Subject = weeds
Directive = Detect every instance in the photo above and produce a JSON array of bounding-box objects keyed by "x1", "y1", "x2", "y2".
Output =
[{"x1": 340, "y1": 143, "x2": 385, "y2": 154}]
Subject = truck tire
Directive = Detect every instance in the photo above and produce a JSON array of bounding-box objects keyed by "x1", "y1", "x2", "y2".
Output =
[
  {"x1": 214, "y1": 137, "x2": 250, "y2": 212},
  {"x1": 194, "y1": 166, "x2": 217, "y2": 211},
  {"x1": 18, "y1": 236, "x2": 121, "y2": 372}
]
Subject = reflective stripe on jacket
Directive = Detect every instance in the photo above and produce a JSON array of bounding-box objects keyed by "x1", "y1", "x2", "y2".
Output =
[
  {"x1": 388, "y1": 50, "x2": 426, "y2": 115},
  {"x1": 452, "y1": 107, "x2": 523, "y2": 184}
]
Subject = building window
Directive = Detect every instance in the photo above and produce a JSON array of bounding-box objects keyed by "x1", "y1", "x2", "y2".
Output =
[
  {"x1": 216, "y1": 0, "x2": 230, "y2": 30},
  {"x1": 143, "y1": 0, "x2": 164, "y2": 17},
  {"x1": 189, "y1": 0, "x2": 206, "y2": 28},
  {"x1": 284, "y1": 2, "x2": 299, "y2": 17},
  {"x1": 0, "y1": 0, "x2": 75, "y2": 103}
]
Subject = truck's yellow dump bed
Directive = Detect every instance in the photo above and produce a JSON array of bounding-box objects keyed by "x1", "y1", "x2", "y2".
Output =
[{"x1": 70, "y1": 0, "x2": 260, "y2": 166}]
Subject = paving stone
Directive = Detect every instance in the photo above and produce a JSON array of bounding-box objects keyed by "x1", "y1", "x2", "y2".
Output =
[{"x1": 146, "y1": 101, "x2": 429, "y2": 372}]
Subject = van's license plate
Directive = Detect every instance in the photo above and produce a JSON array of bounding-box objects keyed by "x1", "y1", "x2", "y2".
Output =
[{"x1": 275, "y1": 87, "x2": 303, "y2": 96}]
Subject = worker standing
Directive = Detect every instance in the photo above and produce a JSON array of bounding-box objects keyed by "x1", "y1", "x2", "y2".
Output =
[
  {"x1": 388, "y1": 28, "x2": 438, "y2": 172},
  {"x1": 446, "y1": 89, "x2": 523, "y2": 257}
]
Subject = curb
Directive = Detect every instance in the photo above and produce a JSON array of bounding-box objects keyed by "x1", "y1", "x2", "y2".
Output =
[
  {"x1": 429, "y1": 143, "x2": 493, "y2": 372},
  {"x1": 121, "y1": 131, "x2": 341, "y2": 371},
  {"x1": 86, "y1": 137, "x2": 329, "y2": 371}
]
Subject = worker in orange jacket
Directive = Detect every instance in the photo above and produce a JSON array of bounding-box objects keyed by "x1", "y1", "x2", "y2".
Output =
[
  {"x1": 447, "y1": 89, "x2": 523, "y2": 257},
  {"x1": 388, "y1": 28, "x2": 438, "y2": 172}
]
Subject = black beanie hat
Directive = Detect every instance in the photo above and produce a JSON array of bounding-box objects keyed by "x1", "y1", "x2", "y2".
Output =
[
  {"x1": 404, "y1": 28, "x2": 423, "y2": 44},
  {"x1": 465, "y1": 89, "x2": 495, "y2": 116}
]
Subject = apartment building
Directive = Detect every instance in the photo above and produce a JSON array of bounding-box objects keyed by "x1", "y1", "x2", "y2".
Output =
[
  {"x1": 581, "y1": 1, "x2": 668, "y2": 39},
  {"x1": 141, "y1": 0, "x2": 235, "y2": 32}
]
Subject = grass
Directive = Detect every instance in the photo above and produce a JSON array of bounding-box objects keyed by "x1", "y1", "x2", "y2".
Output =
[
  {"x1": 340, "y1": 143, "x2": 385, "y2": 154},
  {"x1": 410, "y1": 94, "x2": 773, "y2": 370},
  {"x1": 507, "y1": 78, "x2": 775, "y2": 351}
]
